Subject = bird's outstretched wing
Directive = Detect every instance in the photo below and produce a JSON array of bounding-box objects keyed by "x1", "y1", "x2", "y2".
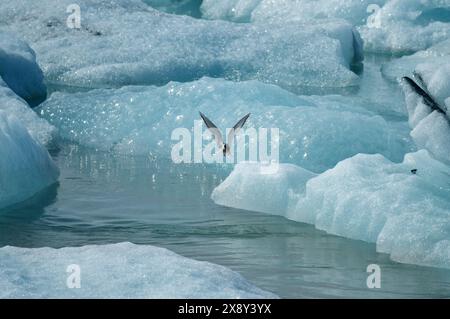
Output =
[
  {"x1": 199, "y1": 112, "x2": 223, "y2": 147},
  {"x1": 227, "y1": 113, "x2": 250, "y2": 148}
]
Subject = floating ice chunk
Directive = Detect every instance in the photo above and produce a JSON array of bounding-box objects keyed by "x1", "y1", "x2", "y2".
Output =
[
  {"x1": 0, "y1": 32, "x2": 47, "y2": 106},
  {"x1": 0, "y1": 78, "x2": 56, "y2": 146},
  {"x1": 212, "y1": 150, "x2": 450, "y2": 269},
  {"x1": 38, "y1": 78, "x2": 413, "y2": 172},
  {"x1": 0, "y1": 0, "x2": 361, "y2": 91},
  {"x1": 0, "y1": 110, "x2": 59, "y2": 210},
  {"x1": 300, "y1": 150, "x2": 450, "y2": 269},
  {"x1": 360, "y1": 0, "x2": 450, "y2": 54},
  {"x1": 201, "y1": 0, "x2": 386, "y2": 25},
  {"x1": 0, "y1": 242, "x2": 277, "y2": 298},
  {"x1": 212, "y1": 163, "x2": 316, "y2": 216}
]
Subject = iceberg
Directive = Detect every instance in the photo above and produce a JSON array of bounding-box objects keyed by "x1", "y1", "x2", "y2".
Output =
[
  {"x1": 212, "y1": 150, "x2": 450, "y2": 269},
  {"x1": 0, "y1": 110, "x2": 59, "y2": 210},
  {"x1": 0, "y1": 242, "x2": 277, "y2": 298},
  {"x1": 37, "y1": 78, "x2": 413, "y2": 172},
  {"x1": 0, "y1": 0, "x2": 362, "y2": 91},
  {"x1": 0, "y1": 32, "x2": 47, "y2": 106},
  {"x1": 359, "y1": 0, "x2": 450, "y2": 54}
]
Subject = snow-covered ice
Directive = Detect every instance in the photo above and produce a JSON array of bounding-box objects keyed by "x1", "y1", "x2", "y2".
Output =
[
  {"x1": 0, "y1": 32, "x2": 47, "y2": 106},
  {"x1": 212, "y1": 150, "x2": 450, "y2": 269},
  {"x1": 0, "y1": 242, "x2": 277, "y2": 298},
  {"x1": 37, "y1": 77, "x2": 413, "y2": 172},
  {"x1": 0, "y1": 110, "x2": 59, "y2": 210},
  {"x1": 0, "y1": 0, "x2": 362, "y2": 91}
]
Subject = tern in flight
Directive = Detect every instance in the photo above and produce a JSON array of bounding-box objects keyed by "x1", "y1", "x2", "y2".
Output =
[{"x1": 199, "y1": 112, "x2": 251, "y2": 157}]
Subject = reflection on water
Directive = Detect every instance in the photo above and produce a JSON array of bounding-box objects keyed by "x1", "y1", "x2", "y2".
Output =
[{"x1": 1, "y1": 144, "x2": 450, "y2": 298}]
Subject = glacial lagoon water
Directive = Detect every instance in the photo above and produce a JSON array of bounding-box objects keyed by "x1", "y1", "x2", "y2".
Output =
[{"x1": 1, "y1": 143, "x2": 450, "y2": 298}]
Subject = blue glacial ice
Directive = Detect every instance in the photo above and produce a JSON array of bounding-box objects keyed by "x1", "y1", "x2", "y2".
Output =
[
  {"x1": 0, "y1": 33, "x2": 56, "y2": 146},
  {"x1": 0, "y1": 33, "x2": 58, "y2": 209},
  {"x1": 37, "y1": 78, "x2": 414, "y2": 172},
  {"x1": 0, "y1": 242, "x2": 277, "y2": 298},
  {"x1": 0, "y1": 78, "x2": 55, "y2": 146},
  {"x1": 0, "y1": 0, "x2": 362, "y2": 91},
  {"x1": 0, "y1": 109, "x2": 59, "y2": 210},
  {"x1": 212, "y1": 150, "x2": 450, "y2": 269},
  {"x1": 0, "y1": 32, "x2": 47, "y2": 106}
]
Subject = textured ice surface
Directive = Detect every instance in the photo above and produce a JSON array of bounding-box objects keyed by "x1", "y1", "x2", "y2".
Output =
[
  {"x1": 0, "y1": 110, "x2": 59, "y2": 210},
  {"x1": 0, "y1": 242, "x2": 277, "y2": 298},
  {"x1": 0, "y1": 0, "x2": 362, "y2": 91},
  {"x1": 38, "y1": 78, "x2": 413, "y2": 172},
  {"x1": 0, "y1": 78, "x2": 55, "y2": 146},
  {"x1": 400, "y1": 63, "x2": 450, "y2": 164},
  {"x1": 382, "y1": 39, "x2": 450, "y2": 81},
  {"x1": 202, "y1": 0, "x2": 450, "y2": 54},
  {"x1": 0, "y1": 32, "x2": 47, "y2": 106},
  {"x1": 212, "y1": 150, "x2": 450, "y2": 269},
  {"x1": 201, "y1": 0, "x2": 386, "y2": 25},
  {"x1": 360, "y1": 0, "x2": 450, "y2": 54}
]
